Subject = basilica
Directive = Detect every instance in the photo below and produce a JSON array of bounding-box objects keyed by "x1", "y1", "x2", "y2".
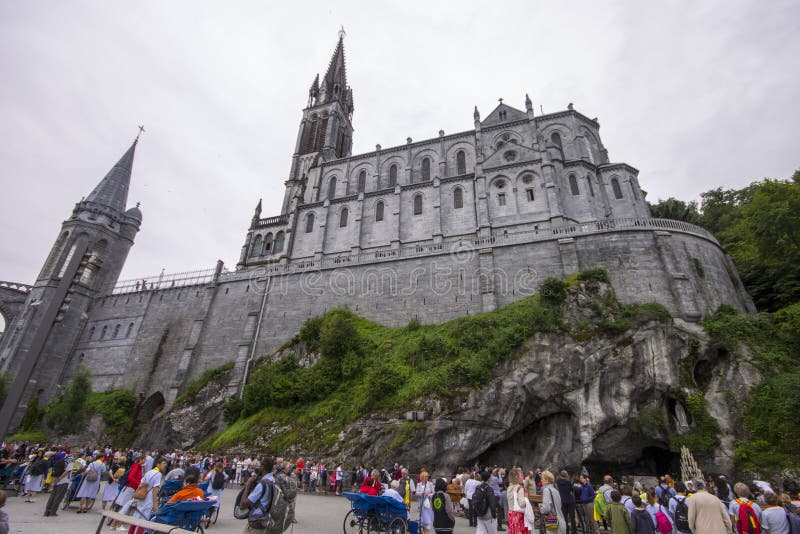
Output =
[{"x1": 0, "y1": 36, "x2": 754, "y2": 433}]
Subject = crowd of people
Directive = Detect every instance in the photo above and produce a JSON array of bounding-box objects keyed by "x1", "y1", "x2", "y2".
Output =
[{"x1": 2, "y1": 439, "x2": 800, "y2": 534}]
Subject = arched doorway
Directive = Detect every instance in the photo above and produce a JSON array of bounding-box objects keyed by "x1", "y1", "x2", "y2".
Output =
[{"x1": 136, "y1": 391, "x2": 165, "y2": 425}]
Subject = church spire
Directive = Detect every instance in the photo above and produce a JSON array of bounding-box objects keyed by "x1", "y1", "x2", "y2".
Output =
[
  {"x1": 85, "y1": 138, "x2": 137, "y2": 214},
  {"x1": 323, "y1": 30, "x2": 347, "y2": 92}
]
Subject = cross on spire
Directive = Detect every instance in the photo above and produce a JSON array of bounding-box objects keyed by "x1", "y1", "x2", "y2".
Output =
[
  {"x1": 338, "y1": 25, "x2": 346, "y2": 40},
  {"x1": 135, "y1": 125, "x2": 146, "y2": 141},
  {"x1": 498, "y1": 98, "x2": 504, "y2": 104}
]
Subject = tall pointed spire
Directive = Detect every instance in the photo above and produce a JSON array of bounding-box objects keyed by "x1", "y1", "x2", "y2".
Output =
[
  {"x1": 321, "y1": 32, "x2": 348, "y2": 108},
  {"x1": 85, "y1": 139, "x2": 137, "y2": 214}
]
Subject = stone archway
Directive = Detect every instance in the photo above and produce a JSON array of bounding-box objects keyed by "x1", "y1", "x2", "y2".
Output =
[
  {"x1": 135, "y1": 391, "x2": 166, "y2": 425},
  {"x1": 0, "y1": 281, "x2": 33, "y2": 331}
]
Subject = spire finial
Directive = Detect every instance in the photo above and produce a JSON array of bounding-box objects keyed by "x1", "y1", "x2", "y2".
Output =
[
  {"x1": 135, "y1": 125, "x2": 146, "y2": 142},
  {"x1": 525, "y1": 93, "x2": 532, "y2": 112},
  {"x1": 498, "y1": 97, "x2": 503, "y2": 104},
  {"x1": 136, "y1": 201, "x2": 141, "y2": 208},
  {"x1": 338, "y1": 25, "x2": 346, "y2": 40},
  {"x1": 474, "y1": 106, "x2": 480, "y2": 121}
]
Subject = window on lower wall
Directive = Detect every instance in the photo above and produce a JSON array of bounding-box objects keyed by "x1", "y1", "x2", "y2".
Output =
[
  {"x1": 340, "y1": 208, "x2": 349, "y2": 227},
  {"x1": 526, "y1": 188, "x2": 535, "y2": 202},
  {"x1": 453, "y1": 188, "x2": 464, "y2": 209},
  {"x1": 498, "y1": 193, "x2": 507, "y2": 206},
  {"x1": 413, "y1": 194, "x2": 423, "y2": 215},
  {"x1": 375, "y1": 201, "x2": 385, "y2": 221}
]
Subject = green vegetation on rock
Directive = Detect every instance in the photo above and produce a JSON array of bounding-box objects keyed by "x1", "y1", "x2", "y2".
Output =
[
  {"x1": 86, "y1": 389, "x2": 137, "y2": 445},
  {"x1": 45, "y1": 364, "x2": 91, "y2": 435},
  {"x1": 173, "y1": 362, "x2": 235, "y2": 407},
  {"x1": 669, "y1": 393, "x2": 721, "y2": 453},
  {"x1": 702, "y1": 306, "x2": 800, "y2": 472},
  {"x1": 204, "y1": 269, "x2": 672, "y2": 453}
]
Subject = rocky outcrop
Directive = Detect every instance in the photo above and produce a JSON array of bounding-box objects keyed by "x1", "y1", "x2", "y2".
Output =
[
  {"x1": 134, "y1": 369, "x2": 232, "y2": 450},
  {"x1": 327, "y1": 311, "x2": 759, "y2": 475},
  {"x1": 141, "y1": 281, "x2": 760, "y2": 477}
]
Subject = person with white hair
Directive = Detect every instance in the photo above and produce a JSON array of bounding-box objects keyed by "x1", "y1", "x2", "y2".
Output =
[{"x1": 384, "y1": 480, "x2": 404, "y2": 503}]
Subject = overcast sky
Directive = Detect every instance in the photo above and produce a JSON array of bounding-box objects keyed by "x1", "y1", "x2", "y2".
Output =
[{"x1": 1, "y1": 0, "x2": 798, "y2": 299}]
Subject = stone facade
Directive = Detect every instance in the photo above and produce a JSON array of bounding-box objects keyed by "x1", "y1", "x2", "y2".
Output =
[{"x1": 0, "y1": 37, "x2": 755, "y2": 426}]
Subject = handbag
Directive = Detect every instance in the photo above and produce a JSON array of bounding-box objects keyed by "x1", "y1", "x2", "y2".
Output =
[
  {"x1": 543, "y1": 488, "x2": 560, "y2": 530},
  {"x1": 133, "y1": 482, "x2": 149, "y2": 500}
]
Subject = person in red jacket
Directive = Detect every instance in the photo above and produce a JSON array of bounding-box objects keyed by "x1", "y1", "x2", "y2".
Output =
[
  {"x1": 359, "y1": 470, "x2": 382, "y2": 496},
  {"x1": 109, "y1": 455, "x2": 145, "y2": 529}
]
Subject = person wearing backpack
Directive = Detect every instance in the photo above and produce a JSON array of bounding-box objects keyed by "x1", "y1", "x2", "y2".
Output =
[
  {"x1": 75, "y1": 453, "x2": 106, "y2": 513},
  {"x1": 655, "y1": 478, "x2": 675, "y2": 509},
  {"x1": 687, "y1": 478, "x2": 733, "y2": 533},
  {"x1": 604, "y1": 490, "x2": 633, "y2": 534},
  {"x1": 730, "y1": 482, "x2": 764, "y2": 534},
  {"x1": 475, "y1": 470, "x2": 498, "y2": 534},
  {"x1": 760, "y1": 492, "x2": 790, "y2": 534},
  {"x1": 644, "y1": 488, "x2": 673, "y2": 534},
  {"x1": 432, "y1": 478, "x2": 456, "y2": 534},
  {"x1": 669, "y1": 481, "x2": 692, "y2": 534},
  {"x1": 239, "y1": 457, "x2": 290, "y2": 534},
  {"x1": 205, "y1": 461, "x2": 227, "y2": 511},
  {"x1": 630, "y1": 494, "x2": 656, "y2": 534}
]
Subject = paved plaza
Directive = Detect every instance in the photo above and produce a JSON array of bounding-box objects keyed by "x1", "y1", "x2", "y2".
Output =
[{"x1": 2, "y1": 488, "x2": 472, "y2": 533}]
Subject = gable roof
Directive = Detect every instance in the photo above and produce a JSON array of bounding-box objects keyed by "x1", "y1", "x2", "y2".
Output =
[{"x1": 481, "y1": 103, "x2": 527, "y2": 127}]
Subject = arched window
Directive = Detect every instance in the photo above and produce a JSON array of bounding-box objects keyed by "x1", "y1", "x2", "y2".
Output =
[
  {"x1": 113, "y1": 324, "x2": 121, "y2": 338},
  {"x1": 358, "y1": 170, "x2": 366, "y2": 192},
  {"x1": 305, "y1": 212, "x2": 315, "y2": 233},
  {"x1": 375, "y1": 201, "x2": 385, "y2": 222},
  {"x1": 453, "y1": 187, "x2": 464, "y2": 209},
  {"x1": 327, "y1": 177, "x2": 337, "y2": 200},
  {"x1": 250, "y1": 234, "x2": 263, "y2": 257},
  {"x1": 551, "y1": 132, "x2": 563, "y2": 148},
  {"x1": 413, "y1": 194, "x2": 423, "y2": 215},
  {"x1": 126, "y1": 323, "x2": 134, "y2": 337},
  {"x1": 456, "y1": 150, "x2": 466, "y2": 175},
  {"x1": 340, "y1": 208, "x2": 349, "y2": 227},
  {"x1": 263, "y1": 233, "x2": 274, "y2": 254},
  {"x1": 569, "y1": 174, "x2": 580, "y2": 196},
  {"x1": 611, "y1": 177, "x2": 623, "y2": 199},
  {"x1": 273, "y1": 231, "x2": 285, "y2": 254},
  {"x1": 586, "y1": 175, "x2": 595, "y2": 197},
  {"x1": 100, "y1": 325, "x2": 107, "y2": 340},
  {"x1": 629, "y1": 181, "x2": 639, "y2": 200},
  {"x1": 421, "y1": 158, "x2": 431, "y2": 181},
  {"x1": 389, "y1": 164, "x2": 398, "y2": 187}
]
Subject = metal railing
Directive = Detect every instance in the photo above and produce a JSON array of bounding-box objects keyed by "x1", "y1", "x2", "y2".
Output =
[{"x1": 105, "y1": 267, "x2": 221, "y2": 295}]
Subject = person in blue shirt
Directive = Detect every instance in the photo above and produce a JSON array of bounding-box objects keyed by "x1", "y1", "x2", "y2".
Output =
[
  {"x1": 242, "y1": 457, "x2": 275, "y2": 532},
  {"x1": 577, "y1": 474, "x2": 598, "y2": 534}
]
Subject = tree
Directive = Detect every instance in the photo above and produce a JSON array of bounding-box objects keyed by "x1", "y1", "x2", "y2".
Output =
[
  {"x1": 698, "y1": 172, "x2": 800, "y2": 311},
  {"x1": 0, "y1": 371, "x2": 9, "y2": 407},
  {"x1": 45, "y1": 365, "x2": 92, "y2": 435},
  {"x1": 649, "y1": 197, "x2": 701, "y2": 225}
]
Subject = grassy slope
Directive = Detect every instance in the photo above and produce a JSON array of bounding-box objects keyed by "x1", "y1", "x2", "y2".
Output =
[{"x1": 200, "y1": 270, "x2": 670, "y2": 452}]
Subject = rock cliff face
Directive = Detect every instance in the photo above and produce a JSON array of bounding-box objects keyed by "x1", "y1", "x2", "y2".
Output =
[
  {"x1": 333, "y1": 314, "x2": 758, "y2": 475},
  {"x1": 133, "y1": 368, "x2": 233, "y2": 450},
  {"x1": 138, "y1": 281, "x2": 760, "y2": 476}
]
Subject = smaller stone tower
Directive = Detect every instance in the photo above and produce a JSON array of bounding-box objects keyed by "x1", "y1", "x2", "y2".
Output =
[{"x1": 0, "y1": 137, "x2": 142, "y2": 435}]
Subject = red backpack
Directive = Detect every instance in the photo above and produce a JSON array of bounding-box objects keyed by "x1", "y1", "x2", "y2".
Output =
[
  {"x1": 654, "y1": 506, "x2": 673, "y2": 534},
  {"x1": 735, "y1": 499, "x2": 761, "y2": 534}
]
